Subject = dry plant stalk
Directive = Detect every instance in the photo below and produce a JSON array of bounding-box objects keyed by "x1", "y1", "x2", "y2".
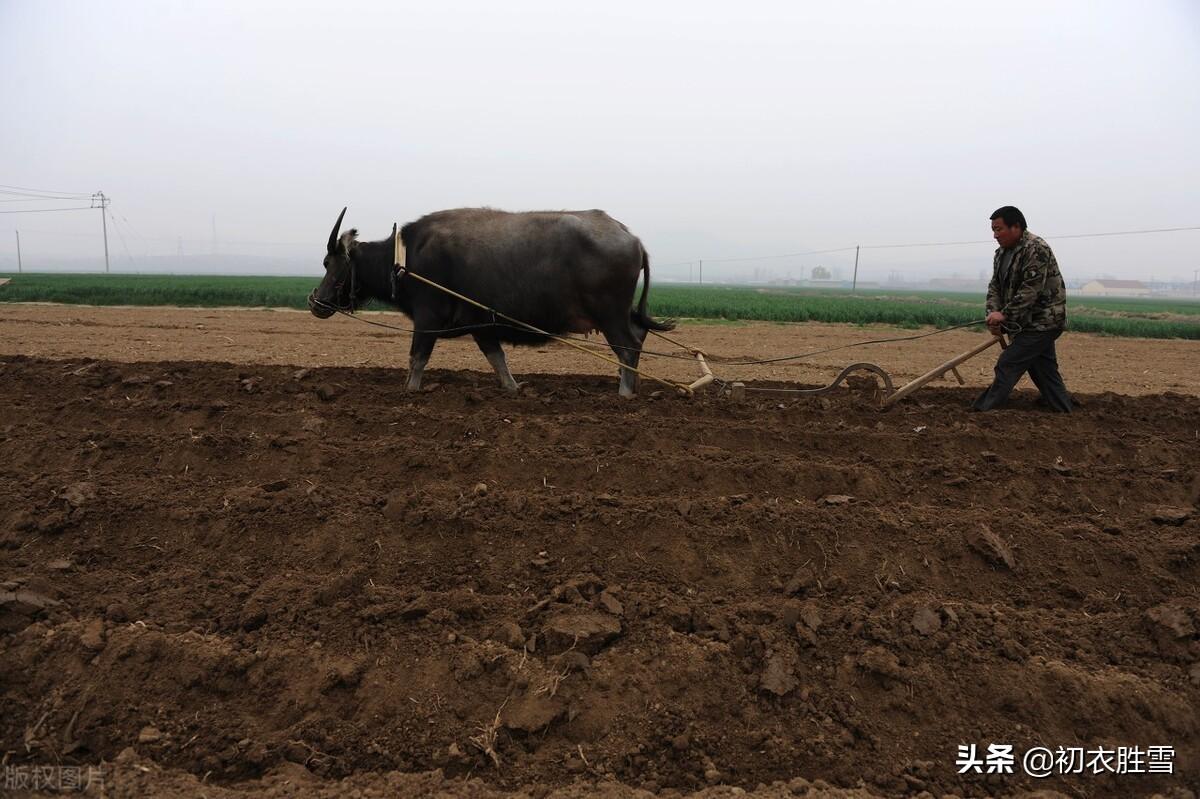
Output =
[
  {"x1": 468, "y1": 699, "x2": 508, "y2": 769},
  {"x1": 537, "y1": 666, "x2": 571, "y2": 699}
]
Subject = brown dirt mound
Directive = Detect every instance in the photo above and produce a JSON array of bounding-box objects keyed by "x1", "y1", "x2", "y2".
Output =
[{"x1": 1, "y1": 355, "x2": 1197, "y2": 798}]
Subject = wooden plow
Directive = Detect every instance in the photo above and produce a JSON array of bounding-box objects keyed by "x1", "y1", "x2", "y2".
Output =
[
  {"x1": 688, "y1": 351, "x2": 716, "y2": 393},
  {"x1": 721, "y1": 334, "x2": 1006, "y2": 409},
  {"x1": 879, "y1": 334, "x2": 1005, "y2": 408}
]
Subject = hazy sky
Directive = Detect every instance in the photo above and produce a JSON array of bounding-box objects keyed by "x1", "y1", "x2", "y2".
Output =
[{"x1": 2, "y1": 0, "x2": 1198, "y2": 283}]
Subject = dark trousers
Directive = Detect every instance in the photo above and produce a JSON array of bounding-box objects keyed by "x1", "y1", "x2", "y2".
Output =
[{"x1": 972, "y1": 329, "x2": 1072, "y2": 412}]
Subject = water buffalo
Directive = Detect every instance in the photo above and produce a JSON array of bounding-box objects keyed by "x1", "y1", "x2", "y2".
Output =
[{"x1": 308, "y1": 207, "x2": 674, "y2": 396}]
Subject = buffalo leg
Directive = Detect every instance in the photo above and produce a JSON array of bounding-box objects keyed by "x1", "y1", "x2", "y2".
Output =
[
  {"x1": 472, "y1": 333, "x2": 520, "y2": 392},
  {"x1": 407, "y1": 333, "x2": 436, "y2": 391},
  {"x1": 629, "y1": 313, "x2": 651, "y2": 347},
  {"x1": 602, "y1": 321, "x2": 643, "y2": 398}
]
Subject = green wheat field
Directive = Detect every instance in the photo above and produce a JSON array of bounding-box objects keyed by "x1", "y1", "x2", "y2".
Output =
[{"x1": 1, "y1": 273, "x2": 1197, "y2": 340}]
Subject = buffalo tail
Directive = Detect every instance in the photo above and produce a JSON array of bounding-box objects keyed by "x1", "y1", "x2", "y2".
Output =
[{"x1": 633, "y1": 248, "x2": 676, "y2": 332}]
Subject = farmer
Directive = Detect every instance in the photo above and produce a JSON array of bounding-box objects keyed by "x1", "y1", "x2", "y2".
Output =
[{"x1": 972, "y1": 206, "x2": 1072, "y2": 412}]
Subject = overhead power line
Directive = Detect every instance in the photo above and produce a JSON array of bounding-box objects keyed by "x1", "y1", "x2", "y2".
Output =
[
  {"x1": 703, "y1": 246, "x2": 860, "y2": 264},
  {"x1": 0, "y1": 184, "x2": 111, "y2": 271},
  {"x1": 0, "y1": 197, "x2": 95, "y2": 203},
  {"x1": 0, "y1": 227, "x2": 104, "y2": 238},
  {"x1": 0, "y1": 188, "x2": 89, "y2": 197},
  {"x1": 0, "y1": 206, "x2": 96, "y2": 214},
  {"x1": 862, "y1": 224, "x2": 1200, "y2": 250},
  {"x1": 861, "y1": 238, "x2": 987, "y2": 250},
  {"x1": 1046, "y1": 224, "x2": 1200, "y2": 240},
  {"x1": 0, "y1": 183, "x2": 92, "y2": 198},
  {"x1": 667, "y1": 224, "x2": 1200, "y2": 265}
]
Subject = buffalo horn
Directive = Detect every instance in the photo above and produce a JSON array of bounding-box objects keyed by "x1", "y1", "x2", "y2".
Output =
[{"x1": 327, "y1": 207, "x2": 347, "y2": 253}]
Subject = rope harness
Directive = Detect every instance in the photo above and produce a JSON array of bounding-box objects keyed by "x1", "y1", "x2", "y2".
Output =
[
  {"x1": 309, "y1": 227, "x2": 1021, "y2": 403},
  {"x1": 389, "y1": 230, "x2": 695, "y2": 394}
]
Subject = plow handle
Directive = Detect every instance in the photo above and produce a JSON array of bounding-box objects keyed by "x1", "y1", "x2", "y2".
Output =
[{"x1": 882, "y1": 335, "x2": 1002, "y2": 408}]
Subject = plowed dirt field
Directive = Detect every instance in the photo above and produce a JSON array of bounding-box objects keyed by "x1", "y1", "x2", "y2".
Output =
[{"x1": 1, "y1": 305, "x2": 1197, "y2": 798}]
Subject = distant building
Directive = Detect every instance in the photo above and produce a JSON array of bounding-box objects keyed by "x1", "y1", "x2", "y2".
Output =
[
  {"x1": 929, "y1": 278, "x2": 988, "y2": 292},
  {"x1": 764, "y1": 278, "x2": 878, "y2": 290},
  {"x1": 1079, "y1": 279, "x2": 1151, "y2": 297}
]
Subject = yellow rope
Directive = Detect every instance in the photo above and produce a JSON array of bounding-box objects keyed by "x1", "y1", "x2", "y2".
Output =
[
  {"x1": 399, "y1": 269, "x2": 692, "y2": 394},
  {"x1": 649, "y1": 327, "x2": 703, "y2": 354}
]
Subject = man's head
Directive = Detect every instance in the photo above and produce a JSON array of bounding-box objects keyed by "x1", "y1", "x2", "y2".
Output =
[{"x1": 990, "y1": 206, "x2": 1026, "y2": 249}]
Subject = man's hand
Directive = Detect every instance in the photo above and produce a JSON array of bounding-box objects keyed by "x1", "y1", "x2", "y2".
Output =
[{"x1": 986, "y1": 311, "x2": 1006, "y2": 335}]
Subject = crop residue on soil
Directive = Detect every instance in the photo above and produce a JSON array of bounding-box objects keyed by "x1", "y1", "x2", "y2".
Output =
[{"x1": 1, "y1": 355, "x2": 1198, "y2": 798}]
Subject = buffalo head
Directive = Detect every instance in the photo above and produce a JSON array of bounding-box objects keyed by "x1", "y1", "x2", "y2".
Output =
[{"x1": 308, "y1": 207, "x2": 358, "y2": 318}]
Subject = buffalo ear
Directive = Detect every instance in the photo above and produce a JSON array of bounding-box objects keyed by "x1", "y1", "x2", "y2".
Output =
[{"x1": 330, "y1": 229, "x2": 359, "y2": 258}]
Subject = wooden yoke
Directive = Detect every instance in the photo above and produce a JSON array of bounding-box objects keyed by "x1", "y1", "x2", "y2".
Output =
[{"x1": 393, "y1": 223, "x2": 405, "y2": 269}]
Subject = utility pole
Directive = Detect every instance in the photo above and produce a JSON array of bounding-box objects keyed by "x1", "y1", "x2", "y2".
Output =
[
  {"x1": 92, "y1": 191, "x2": 110, "y2": 273},
  {"x1": 15, "y1": 230, "x2": 21, "y2": 273},
  {"x1": 851, "y1": 245, "x2": 860, "y2": 292},
  {"x1": 698, "y1": 258, "x2": 703, "y2": 285}
]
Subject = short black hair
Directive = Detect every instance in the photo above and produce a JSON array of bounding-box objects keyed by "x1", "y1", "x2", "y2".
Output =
[{"x1": 990, "y1": 206, "x2": 1026, "y2": 230}]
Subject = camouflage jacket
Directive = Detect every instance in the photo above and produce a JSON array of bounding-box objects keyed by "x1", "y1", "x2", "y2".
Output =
[{"x1": 986, "y1": 230, "x2": 1067, "y2": 332}]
